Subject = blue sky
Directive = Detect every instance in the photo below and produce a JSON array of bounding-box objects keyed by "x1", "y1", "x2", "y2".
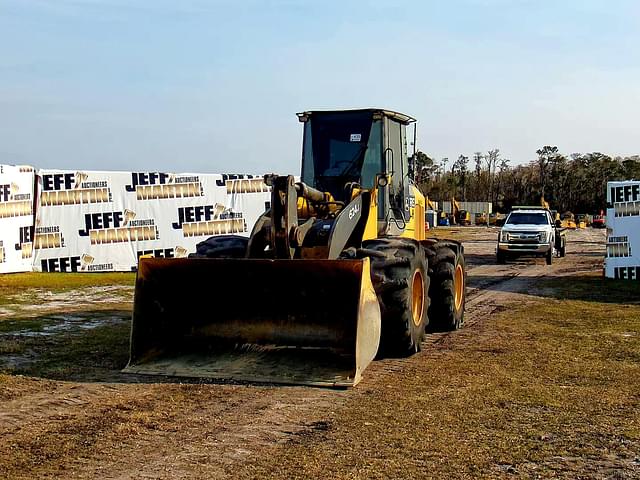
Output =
[{"x1": 1, "y1": 0, "x2": 638, "y2": 173}]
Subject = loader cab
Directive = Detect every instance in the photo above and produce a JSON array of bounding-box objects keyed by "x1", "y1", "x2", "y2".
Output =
[{"x1": 298, "y1": 109, "x2": 415, "y2": 235}]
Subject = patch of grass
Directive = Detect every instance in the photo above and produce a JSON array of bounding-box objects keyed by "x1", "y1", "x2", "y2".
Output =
[
  {"x1": 241, "y1": 297, "x2": 640, "y2": 479},
  {"x1": 0, "y1": 292, "x2": 34, "y2": 306},
  {"x1": 0, "y1": 317, "x2": 54, "y2": 365},
  {"x1": 18, "y1": 315, "x2": 131, "y2": 381},
  {"x1": 0, "y1": 338, "x2": 26, "y2": 355},
  {"x1": 536, "y1": 272, "x2": 640, "y2": 304},
  {"x1": 0, "y1": 310, "x2": 131, "y2": 380},
  {"x1": 0, "y1": 272, "x2": 135, "y2": 297},
  {"x1": 0, "y1": 384, "x2": 183, "y2": 479},
  {"x1": 0, "y1": 373, "x2": 55, "y2": 402},
  {"x1": 0, "y1": 317, "x2": 53, "y2": 334}
]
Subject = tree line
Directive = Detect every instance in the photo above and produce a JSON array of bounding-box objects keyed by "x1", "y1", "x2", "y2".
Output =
[{"x1": 409, "y1": 146, "x2": 640, "y2": 214}]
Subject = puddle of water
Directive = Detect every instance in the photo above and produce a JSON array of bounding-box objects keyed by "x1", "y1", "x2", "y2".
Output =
[
  {"x1": 0, "y1": 314, "x2": 130, "y2": 370},
  {"x1": 2, "y1": 314, "x2": 128, "y2": 338}
]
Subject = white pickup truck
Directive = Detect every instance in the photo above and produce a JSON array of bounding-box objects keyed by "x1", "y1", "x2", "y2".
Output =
[{"x1": 497, "y1": 207, "x2": 566, "y2": 265}]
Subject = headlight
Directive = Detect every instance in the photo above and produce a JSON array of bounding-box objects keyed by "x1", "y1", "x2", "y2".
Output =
[
  {"x1": 500, "y1": 231, "x2": 509, "y2": 242},
  {"x1": 538, "y1": 232, "x2": 548, "y2": 242}
]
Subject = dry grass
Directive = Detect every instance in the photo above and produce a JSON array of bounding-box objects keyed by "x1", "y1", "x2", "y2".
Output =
[
  {"x1": 427, "y1": 225, "x2": 499, "y2": 243},
  {"x1": 0, "y1": 273, "x2": 134, "y2": 381},
  {"x1": 0, "y1": 381, "x2": 194, "y2": 479},
  {"x1": 0, "y1": 272, "x2": 135, "y2": 290},
  {"x1": 242, "y1": 296, "x2": 640, "y2": 479},
  {"x1": 536, "y1": 272, "x2": 640, "y2": 304},
  {"x1": 0, "y1": 272, "x2": 135, "y2": 306},
  {"x1": 1, "y1": 253, "x2": 639, "y2": 478}
]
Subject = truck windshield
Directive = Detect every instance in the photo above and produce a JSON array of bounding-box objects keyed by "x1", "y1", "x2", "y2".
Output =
[{"x1": 506, "y1": 212, "x2": 548, "y2": 225}]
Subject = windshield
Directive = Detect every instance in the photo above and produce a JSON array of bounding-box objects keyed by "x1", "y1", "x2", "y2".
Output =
[
  {"x1": 505, "y1": 212, "x2": 549, "y2": 225},
  {"x1": 301, "y1": 111, "x2": 381, "y2": 198}
]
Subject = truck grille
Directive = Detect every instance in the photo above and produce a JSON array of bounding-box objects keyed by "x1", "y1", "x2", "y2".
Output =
[{"x1": 508, "y1": 231, "x2": 542, "y2": 244}]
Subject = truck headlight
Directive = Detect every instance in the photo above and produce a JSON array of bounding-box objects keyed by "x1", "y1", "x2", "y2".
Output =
[
  {"x1": 500, "y1": 231, "x2": 509, "y2": 242},
  {"x1": 538, "y1": 232, "x2": 548, "y2": 242}
]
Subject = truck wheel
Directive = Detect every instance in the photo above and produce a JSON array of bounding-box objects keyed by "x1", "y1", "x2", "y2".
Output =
[
  {"x1": 428, "y1": 243, "x2": 466, "y2": 332},
  {"x1": 189, "y1": 235, "x2": 248, "y2": 258},
  {"x1": 497, "y1": 250, "x2": 507, "y2": 264},
  {"x1": 546, "y1": 248, "x2": 553, "y2": 265},
  {"x1": 343, "y1": 238, "x2": 429, "y2": 357}
]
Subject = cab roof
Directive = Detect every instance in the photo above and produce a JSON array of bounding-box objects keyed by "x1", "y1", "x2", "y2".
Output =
[
  {"x1": 296, "y1": 109, "x2": 416, "y2": 125},
  {"x1": 511, "y1": 206, "x2": 549, "y2": 212},
  {"x1": 509, "y1": 208, "x2": 550, "y2": 215}
]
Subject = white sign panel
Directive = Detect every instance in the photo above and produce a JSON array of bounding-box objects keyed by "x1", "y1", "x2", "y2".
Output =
[
  {"x1": 604, "y1": 181, "x2": 640, "y2": 280},
  {"x1": 0, "y1": 165, "x2": 36, "y2": 273},
  {"x1": 33, "y1": 170, "x2": 270, "y2": 272}
]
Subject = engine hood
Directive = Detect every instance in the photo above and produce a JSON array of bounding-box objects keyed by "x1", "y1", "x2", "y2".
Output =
[{"x1": 501, "y1": 224, "x2": 552, "y2": 232}]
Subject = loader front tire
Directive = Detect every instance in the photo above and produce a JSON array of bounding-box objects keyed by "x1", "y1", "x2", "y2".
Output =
[
  {"x1": 348, "y1": 238, "x2": 430, "y2": 357},
  {"x1": 189, "y1": 235, "x2": 248, "y2": 258},
  {"x1": 428, "y1": 243, "x2": 465, "y2": 332}
]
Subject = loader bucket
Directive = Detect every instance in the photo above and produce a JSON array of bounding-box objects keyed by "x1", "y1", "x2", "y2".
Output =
[{"x1": 123, "y1": 257, "x2": 381, "y2": 387}]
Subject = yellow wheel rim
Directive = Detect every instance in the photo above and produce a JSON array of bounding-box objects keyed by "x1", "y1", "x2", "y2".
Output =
[
  {"x1": 411, "y1": 270, "x2": 425, "y2": 327},
  {"x1": 454, "y1": 263, "x2": 464, "y2": 312}
]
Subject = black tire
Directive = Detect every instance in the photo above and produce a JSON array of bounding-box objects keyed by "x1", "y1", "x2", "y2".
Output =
[
  {"x1": 342, "y1": 238, "x2": 429, "y2": 357},
  {"x1": 189, "y1": 235, "x2": 248, "y2": 258},
  {"x1": 427, "y1": 243, "x2": 466, "y2": 332},
  {"x1": 545, "y1": 247, "x2": 553, "y2": 265},
  {"x1": 497, "y1": 250, "x2": 507, "y2": 264}
]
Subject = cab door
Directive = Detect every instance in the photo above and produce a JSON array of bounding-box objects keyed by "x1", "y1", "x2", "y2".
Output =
[{"x1": 382, "y1": 118, "x2": 410, "y2": 235}]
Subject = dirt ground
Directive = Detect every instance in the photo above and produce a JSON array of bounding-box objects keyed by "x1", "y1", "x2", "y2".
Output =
[{"x1": 1, "y1": 227, "x2": 639, "y2": 479}]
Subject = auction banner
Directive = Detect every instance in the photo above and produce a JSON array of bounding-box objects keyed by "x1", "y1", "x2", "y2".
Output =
[
  {"x1": 0, "y1": 165, "x2": 36, "y2": 274},
  {"x1": 605, "y1": 181, "x2": 640, "y2": 280},
  {"x1": 33, "y1": 170, "x2": 270, "y2": 272}
]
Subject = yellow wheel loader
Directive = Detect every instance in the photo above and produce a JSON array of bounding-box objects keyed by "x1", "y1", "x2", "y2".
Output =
[
  {"x1": 560, "y1": 211, "x2": 578, "y2": 229},
  {"x1": 452, "y1": 198, "x2": 471, "y2": 226},
  {"x1": 124, "y1": 109, "x2": 466, "y2": 387}
]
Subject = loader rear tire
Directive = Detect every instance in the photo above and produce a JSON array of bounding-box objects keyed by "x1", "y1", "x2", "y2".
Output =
[
  {"x1": 427, "y1": 243, "x2": 465, "y2": 332},
  {"x1": 189, "y1": 235, "x2": 248, "y2": 258},
  {"x1": 346, "y1": 238, "x2": 429, "y2": 357}
]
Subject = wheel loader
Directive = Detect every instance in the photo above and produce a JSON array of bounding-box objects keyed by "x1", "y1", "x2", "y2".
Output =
[{"x1": 124, "y1": 109, "x2": 466, "y2": 387}]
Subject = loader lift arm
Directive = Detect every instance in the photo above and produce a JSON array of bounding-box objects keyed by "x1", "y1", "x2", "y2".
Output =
[{"x1": 249, "y1": 174, "x2": 371, "y2": 261}]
